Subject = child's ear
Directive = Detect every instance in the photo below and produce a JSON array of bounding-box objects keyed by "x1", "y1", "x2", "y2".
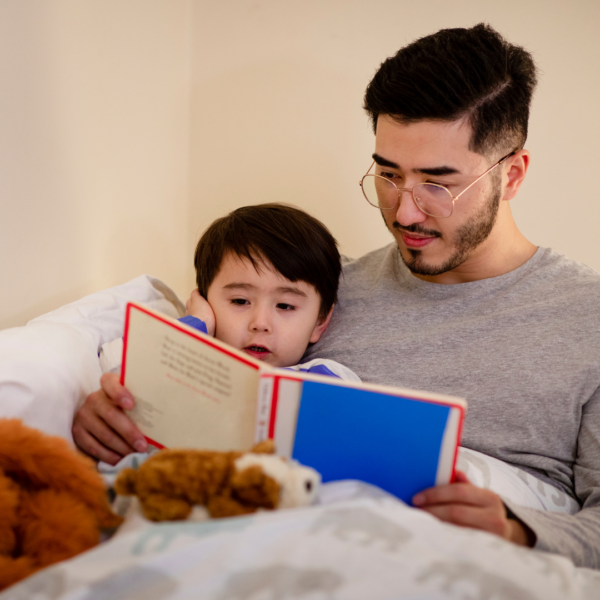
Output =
[{"x1": 309, "y1": 306, "x2": 334, "y2": 344}]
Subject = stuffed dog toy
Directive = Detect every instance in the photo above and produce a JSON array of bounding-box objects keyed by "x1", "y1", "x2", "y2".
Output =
[
  {"x1": 0, "y1": 418, "x2": 122, "y2": 591},
  {"x1": 114, "y1": 439, "x2": 321, "y2": 521}
]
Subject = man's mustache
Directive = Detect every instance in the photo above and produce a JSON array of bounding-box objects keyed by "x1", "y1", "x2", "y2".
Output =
[{"x1": 392, "y1": 222, "x2": 442, "y2": 238}]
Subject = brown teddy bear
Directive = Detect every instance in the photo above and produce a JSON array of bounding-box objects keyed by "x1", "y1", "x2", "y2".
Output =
[
  {"x1": 0, "y1": 418, "x2": 123, "y2": 591},
  {"x1": 114, "y1": 439, "x2": 321, "y2": 521}
]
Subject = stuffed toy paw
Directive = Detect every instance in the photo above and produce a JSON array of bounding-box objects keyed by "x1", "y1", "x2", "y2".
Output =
[
  {"x1": 0, "y1": 419, "x2": 122, "y2": 591},
  {"x1": 114, "y1": 440, "x2": 321, "y2": 521}
]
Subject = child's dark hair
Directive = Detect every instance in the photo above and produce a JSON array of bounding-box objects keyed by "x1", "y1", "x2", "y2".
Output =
[{"x1": 194, "y1": 203, "x2": 341, "y2": 319}]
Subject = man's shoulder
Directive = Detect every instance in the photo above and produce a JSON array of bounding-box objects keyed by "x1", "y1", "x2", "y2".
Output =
[
  {"x1": 341, "y1": 243, "x2": 396, "y2": 268},
  {"x1": 516, "y1": 248, "x2": 600, "y2": 320},
  {"x1": 340, "y1": 243, "x2": 399, "y2": 284},
  {"x1": 532, "y1": 247, "x2": 600, "y2": 287}
]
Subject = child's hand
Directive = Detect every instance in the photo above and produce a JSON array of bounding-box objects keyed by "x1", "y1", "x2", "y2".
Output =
[
  {"x1": 72, "y1": 373, "x2": 148, "y2": 465},
  {"x1": 185, "y1": 289, "x2": 216, "y2": 336}
]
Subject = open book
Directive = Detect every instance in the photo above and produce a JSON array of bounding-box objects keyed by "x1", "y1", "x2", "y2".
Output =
[{"x1": 121, "y1": 301, "x2": 467, "y2": 503}]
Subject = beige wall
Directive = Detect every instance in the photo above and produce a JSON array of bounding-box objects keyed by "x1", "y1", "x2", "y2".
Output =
[
  {"x1": 0, "y1": 0, "x2": 192, "y2": 329},
  {"x1": 191, "y1": 0, "x2": 600, "y2": 267},
  {"x1": 2, "y1": 1, "x2": 599, "y2": 329}
]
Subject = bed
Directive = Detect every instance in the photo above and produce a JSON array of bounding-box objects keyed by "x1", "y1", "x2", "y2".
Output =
[{"x1": 1, "y1": 276, "x2": 599, "y2": 599}]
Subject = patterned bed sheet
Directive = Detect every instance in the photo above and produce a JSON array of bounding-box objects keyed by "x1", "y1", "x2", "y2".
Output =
[{"x1": 3, "y1": 482, "x2": 599, "y2": 600}]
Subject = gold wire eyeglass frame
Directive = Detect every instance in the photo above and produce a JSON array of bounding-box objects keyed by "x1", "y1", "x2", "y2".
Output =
[{"x1": 359, "y1": 151, "x2": 516, "y2": 218}]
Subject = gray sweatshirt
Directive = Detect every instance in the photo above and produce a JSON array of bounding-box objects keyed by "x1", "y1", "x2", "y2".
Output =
[{"x1": 303, "y1": 244, "x2": 600, "y2": 568}]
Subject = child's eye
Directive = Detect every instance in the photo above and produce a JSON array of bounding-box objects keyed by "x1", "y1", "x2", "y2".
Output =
[
  {"x1": 277, "y1": 303, "x2": 295, "y2": 311},
  {"x1": 231, "y1": 298, "x2": 249, "y2": 306}
]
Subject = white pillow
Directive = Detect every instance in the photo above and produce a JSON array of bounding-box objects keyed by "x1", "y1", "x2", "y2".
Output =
[
  {"x1": 457, "y1": 446, "x2": 579, "y2": 514},
  {"x1": 0, "y1": 275, "x2": 184, "y2": 444}
]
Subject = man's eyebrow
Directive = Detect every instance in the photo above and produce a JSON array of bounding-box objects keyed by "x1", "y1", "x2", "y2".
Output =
[
  {"x1": 372, "y1": 153, "x2": 399, "y2": 169},
  {"x1": 372, "y1": 153, "x2": 461, "y2": 176}
]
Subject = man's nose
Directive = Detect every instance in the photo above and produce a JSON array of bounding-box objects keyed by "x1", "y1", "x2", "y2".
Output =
[{"x1": 395, "y1": 188, "x2": 427, "y2": 226}]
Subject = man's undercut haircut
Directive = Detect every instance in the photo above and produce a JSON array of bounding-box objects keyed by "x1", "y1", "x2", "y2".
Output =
[
  {"x1": 364, "y1": 23, "x2": 538, "y2": 156},
  {"x1": 194, "y1": 203, "x2": 341, "y2": 319}
]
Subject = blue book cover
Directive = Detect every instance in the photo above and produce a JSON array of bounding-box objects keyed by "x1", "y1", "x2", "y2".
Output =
[{"x1": 260, "y1": 373, "x2": 465, "y2": 504}]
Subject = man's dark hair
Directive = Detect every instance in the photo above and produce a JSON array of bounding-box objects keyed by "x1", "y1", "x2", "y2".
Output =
[
  {"x1": 194, "y1": 203, "x2": 341, "y2": 319},
  {"x1": 364, "y1": 23, "x2": 537, "y2": 155}
]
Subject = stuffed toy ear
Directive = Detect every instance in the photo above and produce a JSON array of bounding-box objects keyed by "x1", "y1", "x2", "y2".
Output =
[
  {"x1": 250, "y1": 439, "x2": 276, "y2": 455},
  {"x1": 230, "y1": 465, "x2": 279, "y2": 509}
]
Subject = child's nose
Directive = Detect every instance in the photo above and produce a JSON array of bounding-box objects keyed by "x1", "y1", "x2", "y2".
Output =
[{"x1": 249, "y1": 308, "x2": 272, "y2": 332}]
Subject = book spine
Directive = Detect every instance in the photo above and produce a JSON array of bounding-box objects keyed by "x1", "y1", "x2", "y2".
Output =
[{"x1": 255, "y1": 376, "x2": 274, "y2": 442}]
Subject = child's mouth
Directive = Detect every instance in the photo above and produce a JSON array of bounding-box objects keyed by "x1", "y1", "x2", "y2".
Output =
[{"x1": 244, "y1": 345, "x2": 271, "y2": 360}]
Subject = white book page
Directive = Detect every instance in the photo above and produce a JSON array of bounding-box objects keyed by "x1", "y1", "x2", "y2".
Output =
[
  {"x1": 123, "y1": 305, "x2": 261, "y2": 451},
  {"x1": 254, "y1": 376, "x2": 274, "y2": 443},
  {"x1": 435, "y1": 407, "x2": 461, "y2": 485},
  {"x1": 273, "y1": 378, "x2": 303, "y2": 458}
]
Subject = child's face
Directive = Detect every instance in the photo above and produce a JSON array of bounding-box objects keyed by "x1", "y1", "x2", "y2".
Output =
[{"x1": 206, "y1": 253, "x2": 331, "y2": 368}]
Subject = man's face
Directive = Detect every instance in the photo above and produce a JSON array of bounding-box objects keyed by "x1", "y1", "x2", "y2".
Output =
[
  {"x1": 374, "y1": 116, "x2": 507, "y2": 283},
  {"x1": 206, "y1": 253, "x2": 329, "y2": 368}
]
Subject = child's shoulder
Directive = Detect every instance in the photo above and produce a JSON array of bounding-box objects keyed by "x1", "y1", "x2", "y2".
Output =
[{"x1": 287, "y1": 359, "x2": 361, "y2": 382}]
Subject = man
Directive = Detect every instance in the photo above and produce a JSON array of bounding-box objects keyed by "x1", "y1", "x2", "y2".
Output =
[{"x1": 304, "y1": 23, "x2": 600, "y2": 568}]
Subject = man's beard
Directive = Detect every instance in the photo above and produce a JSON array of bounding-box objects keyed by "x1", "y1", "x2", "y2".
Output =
[{"x1": 391, "y1": 182, "x2": 502, "y2": 277}]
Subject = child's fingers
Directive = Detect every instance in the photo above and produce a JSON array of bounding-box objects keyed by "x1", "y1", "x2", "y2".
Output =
[
  {"x1": 72, "y1": 425, "x2": 123, "y2": 466},
  {"x1": 73, "y1": 382, "x2": 147, "y2": 459},
  {"x1": 100, "y1": 372, "x2": 134, "y2": 410},
  {"x1": 73, "y1": 392, "x2": 133, "y2": 454}
]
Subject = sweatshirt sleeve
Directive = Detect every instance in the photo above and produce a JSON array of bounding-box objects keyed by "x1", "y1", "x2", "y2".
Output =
[
  {"x1": 287, "y1": 364, "x2": 340, "y2": 378},
  {"x1": 505, "y1": 384, "x2": 600, "y2": 568},
  {"x1": 177, "y1": 315, "x2": 208, "y2": 334},
  {"x1": 291, "y1": 358, "x2": 361, "y2": 382}
]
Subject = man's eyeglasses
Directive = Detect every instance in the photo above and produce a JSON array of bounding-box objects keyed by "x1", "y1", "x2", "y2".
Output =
[{"x1": 359, "y1": 151, "x2": 516, "y2": 218}]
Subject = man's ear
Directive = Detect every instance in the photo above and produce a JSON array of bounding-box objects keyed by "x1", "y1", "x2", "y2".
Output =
[
  {"x1": 502, "y1": 149, "x2": 530, "y2": 202},
  {"x1": 309, "y1": 306, "x2": 334, "y2": 344}
]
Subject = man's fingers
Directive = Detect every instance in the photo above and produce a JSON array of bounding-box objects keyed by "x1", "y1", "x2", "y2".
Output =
[
  {"x1": 413, "y1": 480, "x2": 510, "y2": 539},
  {"x1": 452, "y1": 470, "x2": 470, "y2": 484},
  {"x1": 420, "y1": 503, "x2": 508, "y2": 537},
  {"x1": 413, "y1": 482, "x2": 495, "y2": 509},
  {"x1": 100, "y1": 372, "x2": 134, "y2": 410}
]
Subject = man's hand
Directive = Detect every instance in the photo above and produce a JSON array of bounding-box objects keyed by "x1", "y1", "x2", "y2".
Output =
[
  {"x1": 185, "y1": 288, "x2": 216, "y2": 336},
  {"x1": 412, "y1": 471, "x2": 532, "y2": 546},
  {"x1": 72, "y1": 372, "x2": 148, "y2": 465}
]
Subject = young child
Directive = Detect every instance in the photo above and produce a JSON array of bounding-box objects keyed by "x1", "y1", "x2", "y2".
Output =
[
  {"x1": 74, "y1": 203, "x2": 357, "y2": 464},
  {"x1": 177, "y1": 203, "x2": 358, "y2": 379}
]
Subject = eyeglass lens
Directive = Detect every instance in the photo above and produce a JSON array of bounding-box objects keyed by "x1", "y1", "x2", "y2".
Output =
[{"x1": 361, "y1": 175, "x2": 454, "y2": 218}]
